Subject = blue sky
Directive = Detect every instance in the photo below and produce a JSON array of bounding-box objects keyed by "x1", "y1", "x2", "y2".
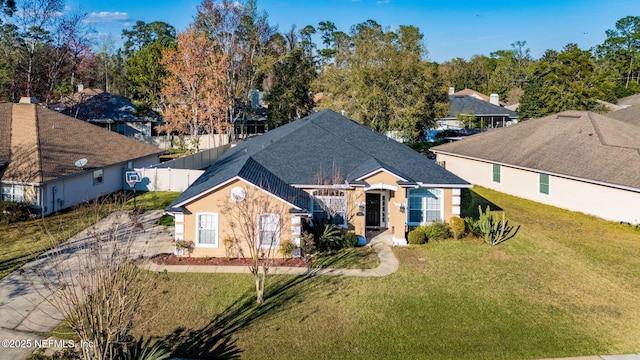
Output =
[{"x1": 67, "y1": 0, "x2": 637, "y2": 63}]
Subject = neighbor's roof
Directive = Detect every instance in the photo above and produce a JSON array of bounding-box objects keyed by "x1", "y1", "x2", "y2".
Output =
[
  {"x1": 432, "y1": 110, "x2": 640, "y2": 190},
  {"x1": 444, "y1": 95, "x2": 518, "y2": 119},
  {"x1": 54, "y1": 90, "x2": 157, "y2": 122},
  {"x1": 453, "y1": 88, "x2": 491, "y2": 102},
  {"x1": 170, "y1": 109, "x2": 470, "y2": 211},
  {"x1": 0, "y1": 102, "x2": 163, "y2": 183},
  {"x1": 618, "y1": 93, "x2": 640, "y2": 106},
  {"x1": 605, "y1": 104, "x2": 640, "y2": 127}
]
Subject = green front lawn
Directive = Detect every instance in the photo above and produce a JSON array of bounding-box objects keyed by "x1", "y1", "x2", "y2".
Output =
[{"x1": 131, "y1": 187, "x2": 640, "y2": 359}]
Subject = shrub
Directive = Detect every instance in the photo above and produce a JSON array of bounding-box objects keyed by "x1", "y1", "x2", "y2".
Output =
[
  {"x1": 417, "y1": 221, "x2": 451, "y2": 241},
  {"x1": 342, "y1": 232, "x2": 358, "y2": 248},
  {"x1": 477, "y1": 206, "x2": 521, "y2": 246},
  {"x1": 0, "y1": 201, "x2": 32, "y2": 224},
  {"x1": 464, "y1": 217, "x2": 483, "y2": 238},
  {"x1": 223, "y1": 236, "x2": 237, "y2": 259},
  {"x1": 407, "y1": 229, "x2": 427, "y2": 244},
  {"x1": 278, "y1": 239, "x2": 296, "y2": 258},
  {"x1": 316, "y1": 224, "x2": 343, "y2": 252},
  {"x1": 449, "y1": 216, "x2": 466, "y2": 239},
  {"x1": 300, "y1": 231, "x2": 316, "y2": 259}
]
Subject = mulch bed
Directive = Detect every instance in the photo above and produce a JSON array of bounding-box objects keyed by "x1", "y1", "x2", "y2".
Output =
[{"x1": 152, "y1": 253, "x2": 308, "y2": 267}]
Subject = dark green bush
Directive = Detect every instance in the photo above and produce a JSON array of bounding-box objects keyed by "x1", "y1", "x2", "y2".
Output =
[
  {"x1": 407, "y1": 229, "x2": 427, "y2": 244},
  {"x1": 0, "y1": 201, "x2": 33, "y2": 224},
  {"x1": 417, "y1": 222, "x2": 451, "y2": 241},
  {"x1": 343, "y1": 232, "x2": 358, "y2": 248}
]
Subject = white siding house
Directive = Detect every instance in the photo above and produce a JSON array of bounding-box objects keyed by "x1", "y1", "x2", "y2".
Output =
[
  {"x1": 432, "y1": 110, "x2": 640, "y2": 224},
  {"x1": 0, "y1": 98, "x2": 162, "y2": 216}
]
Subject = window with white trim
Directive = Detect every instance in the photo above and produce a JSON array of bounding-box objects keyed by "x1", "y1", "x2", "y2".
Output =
[
  {"x1": 1, "y1": 184, "x2": 24, "y2": 202},
  {"x1": 311, "y1": 189, "x2": 347, "y2": 227},
  {"x1": 407, "y1": 188, "x2": 443, "y2": 225},
  {"x1": 539, "y1": 173, "x2": 550, "y2": 195},
  {"x1": 197, "y1": 213, "x2": 218, "y2": 247},
  {"x1": 492, "y1": 164, "x2": 501, "y2": 183},
  {"x1": 258, "y1": 213, "x2": 280, "y2": 248}
]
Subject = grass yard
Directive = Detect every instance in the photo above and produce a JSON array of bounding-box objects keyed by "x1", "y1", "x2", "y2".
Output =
[
  {"x1": 0, "y1": 191, "x2": 179, "y2": 279},
  {"x1": 131, "y1": 186, "x2": 640, "y2": 359}
]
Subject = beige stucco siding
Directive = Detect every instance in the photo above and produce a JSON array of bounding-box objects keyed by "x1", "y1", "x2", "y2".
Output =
[
  {"x1": 359, "y1": 170, "x2": 407, "y2": 241},
  {"x1": 178, "y1": 178, "x2": 293, "y2": 258},
  {"x1": 436, "y1": 153, "x2": 640, "y2": 224}
]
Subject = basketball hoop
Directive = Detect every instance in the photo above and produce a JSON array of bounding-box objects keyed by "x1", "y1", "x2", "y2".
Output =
[{"x1": 125, "y1": 171, "x2": 141, "y2": 189}]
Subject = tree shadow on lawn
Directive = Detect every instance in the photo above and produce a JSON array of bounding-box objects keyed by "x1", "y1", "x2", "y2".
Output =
[{"x1": 161, "y1": 273, "x2": 337, "y2": 359}]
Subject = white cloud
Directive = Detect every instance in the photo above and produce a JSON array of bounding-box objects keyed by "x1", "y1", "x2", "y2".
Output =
[{"x1": 84, "y1": 11, "x2": 129, "y2": 24}]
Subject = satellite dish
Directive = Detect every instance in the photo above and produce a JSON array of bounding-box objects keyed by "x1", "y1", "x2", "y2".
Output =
[{"x1": 74, "y1": 158, "x2": 88, "y2": 168}]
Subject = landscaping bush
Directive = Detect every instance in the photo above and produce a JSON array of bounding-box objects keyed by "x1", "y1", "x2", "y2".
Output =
[
  {"x1": 342, "y1": 232, "x2": 359, "y2": 248},
  {"x1": 464, "y1": 217, "x2": 483, "y2": 238},
  {"x1": 449, "y1": 216, "x2": 466, "y2": 239},
  {"x1": 278, "y1": 239, "x2": 296, "y2": 258},
  {"x1": 417, "y1": 222, "x2": 451, "y2": 241},
  {"x1": 0, "y1": 201, "x2": 33, "y2": 224},
  {"x1": 407, "y1": 229, "x2": 427, "y2": 244}
]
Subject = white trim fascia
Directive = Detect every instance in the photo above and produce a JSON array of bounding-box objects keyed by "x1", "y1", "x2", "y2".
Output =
[
  {"x1": 0, "y1": 180, "x2": 40, "y2": 186},
  {"x1": 292, "y1": 184, "x2": 354, "y2": 189},
  {"x1": 172, "y1": 176, "x2": 303, "y2": 210},
  {"x1": 364, "y1": 183, "x2": 398, "y2": 191},
  {"x1": 402, "y1": 182, "x2": 473, "y2": 189},
  {"x1": 355, "y1": 168, "x2": 408, "y2": 182},
  {"x1": 432, "y1": 150, "x2": 640, "y2": 194}
]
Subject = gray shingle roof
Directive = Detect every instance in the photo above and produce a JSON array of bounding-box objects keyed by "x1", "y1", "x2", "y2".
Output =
[
  {"x1": 170, "y1": 110, "x2": 470, "y2": 211},
  {"x1": 432, "y1": 110, "x2": 640, "y2": 190},
  {"x1": 605, "y1": 105, "x2": 640, "y2": 127},
  {"x1": 445, "y1": 95, "x2": 518, "y2": 119}
]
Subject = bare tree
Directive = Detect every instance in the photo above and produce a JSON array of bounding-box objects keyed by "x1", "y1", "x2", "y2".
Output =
[
  {"x1": 31, "y1": 204, "x2": 165, "y2": 359},
  {"x1": 222, "y1": 188, "x2": 286, "y2": 304}
]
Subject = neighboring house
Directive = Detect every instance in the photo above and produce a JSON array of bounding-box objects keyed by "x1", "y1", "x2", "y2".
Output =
[
  {"x1": 451, "y1": 88, "x2": 506, "y2": 106},
  {"x1": 52, "y1": 88, "x2": 158, "y2": 137},
  {"x1": 438, "y1": 94, "x2": 519, "y2": 129},
  {"x1": 167, "y1": 109, "x2": 471, "y2": 257},
  {"x1": 0, "y1": 98, "x2": 163, "y2": 216},
  {"x1": 617, "y1": 93, "x2": 640, "y2": 106},
  {"x1": 605, "y1": 102, "x2": 640, "y2": 126},
  {"x1": 431, "y1": 110, "x2": 640, "y2": 224}
]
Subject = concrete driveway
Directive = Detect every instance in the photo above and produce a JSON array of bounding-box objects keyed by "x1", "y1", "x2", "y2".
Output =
[{"x1": 0, "y1": 210, "x2": 173, "y2": 360}]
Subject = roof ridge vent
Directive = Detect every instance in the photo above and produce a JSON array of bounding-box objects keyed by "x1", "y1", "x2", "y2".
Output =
[{"x1": 556, "y1": 114, "x2": 582, "y2": 119}]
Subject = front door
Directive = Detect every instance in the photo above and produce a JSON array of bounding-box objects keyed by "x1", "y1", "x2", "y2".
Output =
[{"x1": 366, "y1": 193, "x2": 381, "y2": 227}]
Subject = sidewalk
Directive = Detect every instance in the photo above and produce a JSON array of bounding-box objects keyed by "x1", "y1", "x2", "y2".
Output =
[{"x1": 145, "y1": 230, "x2": 399, "y2": 277}]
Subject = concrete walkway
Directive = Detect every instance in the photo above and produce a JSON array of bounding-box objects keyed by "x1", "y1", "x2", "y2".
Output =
[{"x1": 146, "y1": 229, "x2": 399, "y2": 277}]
